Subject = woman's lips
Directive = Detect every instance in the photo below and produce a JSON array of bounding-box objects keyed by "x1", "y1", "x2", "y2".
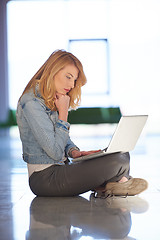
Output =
[{"x1": 64, "y1": 88, "x2": 70, "y2": 92}]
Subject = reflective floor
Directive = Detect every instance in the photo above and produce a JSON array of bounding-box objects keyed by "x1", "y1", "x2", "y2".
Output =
[{"x1": 0, "y1": 125, "x2": 160, "y2": 240}]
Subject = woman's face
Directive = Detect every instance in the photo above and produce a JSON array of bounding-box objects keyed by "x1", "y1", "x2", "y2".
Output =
[{"x1": 54, "y1": 64, "x2": 79, "y2": 95}]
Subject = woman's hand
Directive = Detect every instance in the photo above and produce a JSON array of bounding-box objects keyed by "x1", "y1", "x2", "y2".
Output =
[
  {"x1": 55, "y1": 93, "x2": 70, "y2": 122},
  {"x1": 71, "y1": 149, "x2": 101, "y2": 158}
]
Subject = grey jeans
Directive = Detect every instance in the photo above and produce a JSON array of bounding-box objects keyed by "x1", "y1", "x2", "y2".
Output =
[{"x1": 29, "y1": 152, "x2": 130, "y2": 197}]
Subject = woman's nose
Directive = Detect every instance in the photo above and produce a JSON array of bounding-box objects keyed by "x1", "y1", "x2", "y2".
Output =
[{"x1": 70, "y1": 79, "x2": 75, "y2": 89}]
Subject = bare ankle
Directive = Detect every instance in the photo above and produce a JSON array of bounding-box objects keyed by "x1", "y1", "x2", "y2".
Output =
[{"x1": 119, "y1": 176, "x2": 128, "y2": 183}]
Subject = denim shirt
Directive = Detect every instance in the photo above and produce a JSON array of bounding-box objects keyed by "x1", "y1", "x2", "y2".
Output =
[{"x1": 16, "y1": 90, "x2": 78, "y2": 165}]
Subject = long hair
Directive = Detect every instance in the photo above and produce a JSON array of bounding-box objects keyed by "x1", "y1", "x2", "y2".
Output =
[{"x1": 20, "y1": 49, "x2": 87, "y2": 110}]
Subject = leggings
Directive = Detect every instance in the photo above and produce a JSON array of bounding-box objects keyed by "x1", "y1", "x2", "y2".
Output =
[{"x1": 29, "y1": 152, "x2": 130, "y2": 197}]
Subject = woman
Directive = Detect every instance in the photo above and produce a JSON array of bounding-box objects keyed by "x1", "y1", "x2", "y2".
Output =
[{"x1": 16, "y1": 49, "x2": 148, "y2": 197}]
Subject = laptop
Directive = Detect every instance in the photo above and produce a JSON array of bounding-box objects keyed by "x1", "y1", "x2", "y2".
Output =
[{"x1": 72, "y1": 115, "x2": 148, "y2": 162}]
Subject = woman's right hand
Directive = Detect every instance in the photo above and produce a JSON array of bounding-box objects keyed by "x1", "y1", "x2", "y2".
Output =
[
  {"x1": 72, "y1": 149, "x2": 101, "y2": 158},
  {"x1": 55, "y1": 93, "x2": 70, "y2": 122}
]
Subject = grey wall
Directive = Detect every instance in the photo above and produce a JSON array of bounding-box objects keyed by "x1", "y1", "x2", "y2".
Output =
[{"x1": 0, "y1": 0, "x2": 9, "y2": 122}]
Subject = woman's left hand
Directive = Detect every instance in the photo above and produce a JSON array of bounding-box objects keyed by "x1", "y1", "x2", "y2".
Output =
[
  {"x1": 55, "y1": 93, "x2": 70, "y2": 122},
  {"x1": 71, "y1": 149, "x2": 101, "y2": 158}
]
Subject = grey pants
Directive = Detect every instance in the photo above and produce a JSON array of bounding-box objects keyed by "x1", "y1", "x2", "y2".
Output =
[{"x1": 29, "y1": 152, "x2": 130, "y2": 197}]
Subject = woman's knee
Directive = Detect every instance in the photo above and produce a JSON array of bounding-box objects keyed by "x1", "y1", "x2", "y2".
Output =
[
  {"x1": 121, "y1": 152, "x2": 130, "y2": 162},
  {"x1": 111, "y1": 151, "x2": 130, "y2": 162},
  {"x1": 119, "y1": 152, "x2": 130, "y2": 166},
  {"x1": 110, "y1": 152, "x2": 130, "y2": 170}
]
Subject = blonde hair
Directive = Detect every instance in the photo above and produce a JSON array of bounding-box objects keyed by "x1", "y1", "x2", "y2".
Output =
[{"x1": 21, "y1": 49, "x2": 87, "y2": 110}]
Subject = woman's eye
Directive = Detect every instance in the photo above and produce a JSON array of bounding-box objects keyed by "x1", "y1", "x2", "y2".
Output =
[{"x1": 66, "y1": 75, "x2": 71, "y2": 79}]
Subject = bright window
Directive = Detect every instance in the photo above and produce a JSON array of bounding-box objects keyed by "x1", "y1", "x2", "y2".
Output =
[
  {"x1": 68, "y1": 39, "x2": 109, "y2": 95},
  {"x1": 7, "y1": 0, "x2": 109, "y2": 109}
]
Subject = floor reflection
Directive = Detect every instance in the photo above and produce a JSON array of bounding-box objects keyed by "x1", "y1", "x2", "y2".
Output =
[
  {"x1": 1, "y1": 127, "x2": 160, "y2": 240},
  {"x1": 26, "y1": 194, "x2": 148, "y2": 240}
]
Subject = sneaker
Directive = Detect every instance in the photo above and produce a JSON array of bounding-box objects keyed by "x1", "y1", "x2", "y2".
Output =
[{"x1": 104, "y1": 178, "x2": 148, "y2": 196}]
